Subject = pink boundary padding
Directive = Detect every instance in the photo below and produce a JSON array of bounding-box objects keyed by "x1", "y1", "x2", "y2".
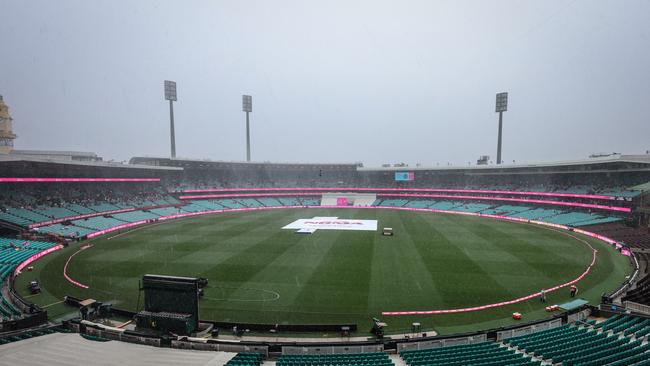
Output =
[
  {"x1": 180, "y1": 187, "x2": 619, "y2": 201},
  {"x1": 63, "y1": 245, "x2": 93, "y2": 289},
  {"x1": 0, "y1": 178, "x2": 160, "y2": 183},
  {"x1": 14, "y1": 244, "x2": 64, "y2": 274},
  {"x1": 65, "y1": 205, "x2": 625, "y2": 299},
  {"x1": 178, "y1": 192, "x2": 631, "y2": 213}
]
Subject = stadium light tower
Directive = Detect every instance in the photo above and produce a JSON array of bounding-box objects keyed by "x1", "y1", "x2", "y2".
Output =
[
  {"x1": 242, "y1": 95, "x2": 252, "y2": 162},
  {"x1": 495, "y1": 92, "x2": 508, "y2": 165},
  {"x1": 164, "y1": 80, "x2": 178, "y2": 159}
]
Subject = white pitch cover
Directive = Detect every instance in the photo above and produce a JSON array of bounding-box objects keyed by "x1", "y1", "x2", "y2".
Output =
[{"x1": 283, "y1": 217, "x2": 378, "y2": 232}]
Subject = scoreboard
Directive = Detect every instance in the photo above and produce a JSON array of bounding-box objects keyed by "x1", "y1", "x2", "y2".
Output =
[
  {"x1": 395, "y1": 172, "x2": 415, "y2": 181},
  {"x1": 137, "y1": 274, "x2": 200, "y2": 335}
]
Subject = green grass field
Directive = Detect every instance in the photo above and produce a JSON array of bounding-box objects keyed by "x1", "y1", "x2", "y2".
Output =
[{"x1": 15, "y1": 208, "x2": 632, "y2": 335}]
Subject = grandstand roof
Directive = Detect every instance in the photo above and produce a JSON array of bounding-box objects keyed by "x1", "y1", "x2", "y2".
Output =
[
  {"x1": 130, "y1": 156, "x2": 362, "y2": 169},
  {"x1": 130, "y1": 154, "x2": 650, "y2": 174},
  {"x1": 11, "y1": 149, "x2": 99, "y2": 158},
  {"x1": 359, "y1": 154, "x2": 650, "y2": 174},
  {"x1": 0, "y1": 154, "x2": 182, "y2": 171}
]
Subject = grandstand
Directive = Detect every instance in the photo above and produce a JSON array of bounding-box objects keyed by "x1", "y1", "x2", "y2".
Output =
[
  {"x1": 502, "y1": 315, "x2": 650, "y2": 365},
  {"x1": 0, "y1": 237, "x2": 60, "y2": 324},
  {"x1": 277, "y1": 352, "x2": 393, "y2": 366},
  {"x1": 0, "y1": 193, "x2": 629, "y2": 240},
  {"x1": 401, "y1": 342, "x2": 539, "y2": 366}
]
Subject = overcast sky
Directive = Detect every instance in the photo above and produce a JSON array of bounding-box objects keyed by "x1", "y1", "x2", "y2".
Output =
[{"x1": 1, "y1": 0, "x2": 649, "y2": 166}]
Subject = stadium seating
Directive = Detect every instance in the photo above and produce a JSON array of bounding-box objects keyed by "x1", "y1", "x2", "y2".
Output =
[
  {"x1": 149, "y1": 207, "x2": 182, "y2": 216},
  {"x1": 600, "y1": 189, "x2": 641, "y2": 198},
  {"x1": 35, "y1": 223, "x2": 94, "y2": 238},
  {"x1": 178, "y1": 202, "x2": 211, "y2": 213},
  {"x1": 277, "y1": 197, "x2": 300, "y2": 206},
  {"x1": 0, "y1": 327, "x2": 58, "y2": 345},
  {"x1": 404, "y1": 200, "x2": 436, "y2": 208},
  {"x1": 623, "y1": 275, "x2": 650, "y2": 306},
  {"x1": 65, "y1": 203, "x2": 95, "y2": 215},
  {"x1": 584, "y1": 222, "x2": 650, "y2": 249},
  {"x1": 0, "y1": 238, "x2": 56, "y2": 250},
  {"x1": 111, "y1": 210, "x2": 160, "y2": 223},
  {"x1": 86, "y1": 203, "x2": 121, "y2": 212},
  {"x1": 216, "y1": 199, "x2": 246, "y2": 209},
  {"x1": 509, "y1": 208, "x2": 562, "y2": 220},
  {"x1": 504, "y1": 315, "x2": 650, "y2": 365},
  {"x1": 237, "y1": 198, "x2": 264, "y2": 208},
  {"x1": 451, "y1": 203, "x2": 492, "y2": 213},
  {"x1": 0, "y1": 237, "x2": 58, "y2": 322},
  {"x1": 543, "y1": 212, "x2": 601, "y2": 226},
  {"x1": 491, "y1": 205, "x2": 534, "y2": 215},
  {"x1": 32, "y1": 206, "x2": 79, "y2": 219},
  {"x1": 299, "y1": 197, "x2": 321, "y2": 206},
  {"x1": 278, "y1": 352, "x2": 393, "y2": 366},
  {"x1": 3, "y1": 208, "x2": 51, "y2": 223},
  {"x1": 71, "y1": 216, "x2": 128, "y2": 231},
  {"x1": 428, "y1": 201, "x2": 461, "y2": 210},
  {"x1": 2, "y1": 190, "x2": 622, "y2": 242},
  {"x1": 572, "y1": 216, "x2": 623, "y2": 226},
  {"x1": 400, "y1": 341, "x2": 539, "y2": 366},
  {"x1": 369, "y1": 199, "x2": 622, "y2": 229},
  {"x1": 256, "y1": 197, "x2": 283, "y2": 207},
  {"x1": 0, "y1": 182, "x2": 186, "y2": 235},
  {"x1": 194, "y1": 200, "x2": 227, "y2": 210},
  {"x1": 225, "y1": 352, "x2": 264, "y2": 366},
  {"x1": 378, "y1": 199, "x2": 410, "y2": 207},
  {"x1": 0, "y1": 211, "x2": 32, "y2": 226}
]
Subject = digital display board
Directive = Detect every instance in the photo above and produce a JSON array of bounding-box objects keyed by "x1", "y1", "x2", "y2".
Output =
[{"x1": 395, "y1": 172, "x2": 414, "y2": 181}]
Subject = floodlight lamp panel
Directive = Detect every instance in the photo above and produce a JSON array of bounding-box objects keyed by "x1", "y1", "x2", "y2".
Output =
[
  {"x1": 242, "y1": 95, "x2": 252, "y2": 112},
  {"x1": 164, "y1": 80, "x2": 177, "y2": 101},
  {"x1": 495, "y1": 92, "x2": 508, "y2": 112}
]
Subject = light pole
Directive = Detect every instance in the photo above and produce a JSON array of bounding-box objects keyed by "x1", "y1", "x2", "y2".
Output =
[
  {"x1": 242, "y1": 95, "x2": 252, "y2": 162},
  {"x1": 164, "y1": 80, "x2": 178, "y2": 158},
  {"x1": 495, "y1": 92, "x2": 508, "y2": 165}
]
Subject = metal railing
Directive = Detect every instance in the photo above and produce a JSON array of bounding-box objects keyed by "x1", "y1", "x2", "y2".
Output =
[{"x1": 624, "y1": 301, "x2": 650, "y2": 315}]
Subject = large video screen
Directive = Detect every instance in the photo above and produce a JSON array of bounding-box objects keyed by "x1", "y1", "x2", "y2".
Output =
[{"x1": 395, "y1": 172, "x2": 414, "y2": 181}]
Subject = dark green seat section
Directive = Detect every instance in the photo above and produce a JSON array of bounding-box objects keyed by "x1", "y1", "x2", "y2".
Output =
[
  {"x1": 608, "y1": 347, "x2": 650, "y2": 366},
  {"x1": 599, "y1": 314, "x2": 643, "y2": 333},
  {"x1": 400, "y1": 342, "x2": 539, "y2": 366},
  {"x1": 225, "y1": 352, "x2": 264, "y2": 366},
  {"x1": 623, "y1": 318, "x2": 650, "y2": 336},
  {"x1": 504, "y1": 317, "x2": 650, "y2": 365},
  {"x1": 0, "y1": 328, "x2": 57, "y2": 345},
  {"x1": 591, "y1": 314, "x2": 624, "y2": 330},
  {"x1": 0, "y1": 238, "x2": 59, "y2": 323},
  {"x1": 277, "y1": 352, "x2": 393, "y2": 366},
  {"x1": 562, "y1": 340, "x2": 650, "y2": 366},
  {"x1": 634, "y1": 323, "x2": 650, "y2": 338}
]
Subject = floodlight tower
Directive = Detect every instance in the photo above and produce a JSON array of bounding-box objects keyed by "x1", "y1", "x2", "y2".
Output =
[
  {"x1": 164, "y1": 80, "x2": 178, "y2": 158},
  {"x1": 242, "y1": 95, "x2": 252, "y2": 162},
  {"x1": 495, "y1": 92, "x2": 508, "y2": 165}
]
